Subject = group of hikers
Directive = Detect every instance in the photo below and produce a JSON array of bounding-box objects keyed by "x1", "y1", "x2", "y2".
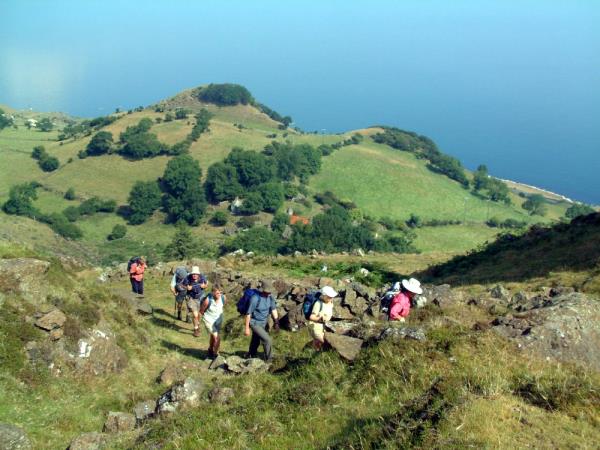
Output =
[{"x1": 129, "y1": 259, "x2": 423, "y2": 361}]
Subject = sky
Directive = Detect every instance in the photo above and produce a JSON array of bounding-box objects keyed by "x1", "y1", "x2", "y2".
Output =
[{"x1": 1, "y1": 0, "x2": 599, "y2": 203}]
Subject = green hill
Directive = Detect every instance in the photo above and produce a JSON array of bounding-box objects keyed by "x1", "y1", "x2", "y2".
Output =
[{"x1": 0, "y1": 85, "x2": 572, "y2": 261}]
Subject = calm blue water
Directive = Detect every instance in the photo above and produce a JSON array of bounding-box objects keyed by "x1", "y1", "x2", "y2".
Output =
[{"x1": 1, "y1": 0, "x2": 599, "y2": 204}]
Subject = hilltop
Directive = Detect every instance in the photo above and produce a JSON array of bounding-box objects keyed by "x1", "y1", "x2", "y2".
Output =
[{"x1": 1, "y1": 83, "x2": 581, "y2": 266}]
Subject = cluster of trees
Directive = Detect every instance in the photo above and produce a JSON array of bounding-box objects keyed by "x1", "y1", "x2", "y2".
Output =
[
  {"x1": 565, "y1": 203, "x2": 595, "y2": 219},
  {"x1": 197, "y1": 83, "x2": 254, "y2": 106},
  {"x1": 58, "y1": 115, "x2": 117, "y2": 141},
  {"x1": 522, "y1": 194, "x2": 547, "y2": 216},
  {"x1": 62, "y1": 196, "x2": 116, "y2": 222},
  {"x1": 472, "y1": 165, "x2": 511, "y2": 203},
  {"x1": 31, "y1": 145, "x2": 60, "y2": 172},
  {"x1": 486, "y1": 217, "x2": 528, "y2": 229},
  {"x1": 223, "y1": 205, "x2": 416, "y2": 255},
  {"x1": 256, "y1": 103, "x2": 292, "y2": 128},
  {"x1": 372, "y1": 127, "x2": 469, "y2": 186},
  {"x1": 79, "y1": 110, "x2": 212, "y2": 160},
  {"x1": 0, "y1": 108, "x2": 13, "y2": 131},
  {"x1": 2, "y1": 182, "x2": 82, "y2": 239}
]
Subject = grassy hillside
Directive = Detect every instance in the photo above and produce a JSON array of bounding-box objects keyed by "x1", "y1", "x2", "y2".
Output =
[{"x1": 0, "y1": 87, "x2": 572, "y2": 258}]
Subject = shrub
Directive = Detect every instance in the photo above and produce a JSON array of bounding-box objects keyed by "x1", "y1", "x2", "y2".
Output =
[
  {"x1": 522, "y1": 194, "x2": 547, "y2": 216},
  {"x1": 2, "y1": 182, "x2": 39, "y2": 217},
  {"x1": 46, "y1": 213, "x2": 83, "y2": 239},
  {"x1": 222, "y1": 226, "x2": 281, "y2": 254},
  {"x1": 39, "y1": 155, "x2": 60, "y2": 172},
  {"x1": 128, "y1": 181, "x2": 161, "y2": 225},
  {"x1": 204, "y1": 162, "x2": 242, "y2": 203},
  {"x1": 31, "y1": 145, "x2": 47, "y2": 160},
  {"x1": 108, "y1": 224, "x2": 127, "y2": 240},
  {"x1": 163, "y1": 222, "x2": 203, "y2": 259},
  {"x1": 565, "y1": 203, "x2": 595, "y2": 219},
  {"x1": 162, "y1": 155, "x2": 207, "y2": 225},
  {"x1": 257, "y1": 182, "x2": 284, "y2": 213},
  {"x1": 197, "y1": 83, "x2": 254, "y2": 106},
  {"x1": 175, "y1": 108, "x2": 189, "y2": 120},
  {"x1": 239, "y1": 191, "x2": 263, "y2": 215},
  {"x1": 62, "y1": 206, "x2": 81, "y2": 222},
  {"x1": 237, "y1": 216, "x2": 259, "y2": 229},
  {"x1": 406, "y1": 214, "x2": 422, "y2": 228},
  {"x1": 210, "y1": 211, "x2": 228, "y2": 226},
  {"x1": 86, "y1": 131, "x2": 113, "y2": 156},
  {"x1": 64, "y1": 187, "x2": 76, "y2": 200}
]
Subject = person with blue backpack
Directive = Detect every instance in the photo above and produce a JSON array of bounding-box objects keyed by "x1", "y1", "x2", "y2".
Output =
[
  {"x1": 199, "y1": 284, "x2": 226, "y2": 358},
  {"x1": 170, "y1": 266, "x2": 189, "y2": 322},
  {"x1": 184, "y1": 266, "x2": 208, "y2": 337},
  {"x1": 243, "y1": 279, "x2": 279, "y2": 361},
  {"x1": 305, "y1": 286, "x2": 338, "y2": 351}
]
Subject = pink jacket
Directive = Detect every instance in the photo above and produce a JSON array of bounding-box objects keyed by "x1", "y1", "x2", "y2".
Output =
[
  {"x1": 130, "y1": 263, "x2": 146, "y2": 282},
  {"x1": 389, "y1": 292, "x2": 411, "y2": 320}
]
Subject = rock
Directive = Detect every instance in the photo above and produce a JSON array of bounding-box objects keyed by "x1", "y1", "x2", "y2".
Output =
[
  {"x1": 293, "y1": 251, "x2": 302, "y2": 257},
  {"x1": 273, "y1": 279, "x2": 292, "y2": 298},
  {"x1": 223, "y1": 226, "x2": 237, "y2": 236},
  {"x1": 0, "y1": 258, "x2": 51, "y2": 303},
  {"x1": 103, "y1": 411, "x2": 136, "y2": 433},
  {"x1": 324, "y1": 321, "x2": 358, "y2": 335},
  {"x1": 75, "y1": 329, "x2": 128, "y2": 376},
  {"x1": 223, "y1": 356, "x2": 269, "y2": 374},
  {"x1": 133, "y1": 400, "x2": 156, "y2": 424},
  {"x1": 343, "y1": 295, "x2": 368, "y2": 316},
  {"x1": 324, "y1": 332, "x2": 363, "y2": 362},
  {"x1": 549, "y1": 286, "x2": 575, "y2": 297},
  {"x1": 134, "y1": 301, "x2": 153, "y2": 315},
  {"x1": 279, "y1": 304, "x2": 306, "y2": 331},
  {"x1": 209, "y1": 387, "x2": 234, "y2": 404},
  {"x1": 352, "y1": 248, "x2": 365, "y2": 257},
  {"x1": 0, "y1": 423, "x2": 32, "y2": 450},
  {"x1": 245, "y1": 358, "x2": 269, "y2": 373},
  {"x1": 224, "y1": 355, "x2": 245, "y2": 374},
  {"x1": 332, "y1": 298, "x2": 354, "y2": 320},
  {"x1": 35, "y1": 309, "x2": 67, "y2": 331},
  {"x1": 378, "y1": 326, "x2": 427, "y2": 342},
  {"x1": 413, "y1": 295, "x2": 428, "y2": 308},
  {"x1": 68, "y1": 432, "x2": 106, "y2": 450},
  {"x1": 157, "y1": 377, "x2": 205, "y2": 415},
  {"x1": 492, "y1": 292, "x2": 600, "y2": 370},
  {"x1": 318, "y1": 277, "x2": 335, "y2": 288},
  {"x1": 350, "y1": 282, "x2": 369, "y2": 299},
  {"x1": 49, "y1": 328, "x2": 64, "y2": 341},
  {"x1": 209, "y1": 355, "x2": 227, "y2": 370},
  {"x1": 158, "y1": 366, "x2": 184, "y2": 385},
  {"x1": 344, "y1": 288, "x2": 357, "y2": 304},
  {"x1": 424, "y1": 284, "x2": 458, "y2": 308},
  {"x1": 510, "y1": 291, "x2": 530, "y2": 311},
  {"x1": 490, "y1": 284, "x2": 510, "y2": 300}
]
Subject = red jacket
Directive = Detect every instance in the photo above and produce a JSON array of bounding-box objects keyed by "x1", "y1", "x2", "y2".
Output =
[
  {"x1": 389, "y1": 292, "x2": 411, "y2": 320},
  {"x1": 130, "y1": 262, "x2": 146, "y2": 282}
]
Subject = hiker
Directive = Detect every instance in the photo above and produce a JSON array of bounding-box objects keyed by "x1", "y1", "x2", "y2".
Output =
[
  {"x1": 244, "y1": 279, "x2": 279, "y2": 361},
  {"x1": 389, "y1": 278, "x2": 422, "y2": 322},
  {"x1": 170, "y1": 266, "x2": 189, "y2": 321},
  {"x1": 380, "y1": 281, "x2": 401, "y2": 318},
  {"x1": 129, "y1": 257, "x2": 147, "y2": 295},
  {"x1": 185, "y1": 266, "x2": 208, "y2": 337},
  {"x1": 199, "y1": 284, "x2": 226, "y2": 358},
  {"x1": 307, "y1": 286, "x2": 338, "y2": 351}
]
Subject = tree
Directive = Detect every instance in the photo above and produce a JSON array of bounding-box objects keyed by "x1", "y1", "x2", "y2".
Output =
[
  {"x1": 486, "y1": 178, "x2": 511, "y2": 204},
  {"x1": 239, "y1": 191, "x2": 263, "y2": 215},
  {"x1": 222, "y1": 226, "x2": 281, "y2": 255},
  {"x1": 38, "y1": 118, "x2": 53, "y2": 132},
  {"x1": 175, "y1": 109, "x2": 189, "y2": 120},
  {"x1": 204, "y1": 162, "x2": 243, "y2": 203},
  {"x1": 31, "y1": 145, "x2": 47, "y2": 160},
  {"x1": 210, "y1": 211, "x2": 228, "y2": 226},
  {"x1": 0, "y1": 108, "x2": 13, "y2": 131},
  {"x1": 162, "y1": 155, "x2": 207, "y2": 225},
  {"x1": 271, "y1": 212, "x2": 289, "y2": 234},
  {"x1": 127, "y1": 181, "x2": 162, "y2": 224},
  {"x1": 197, "y1": 83, "x2": 254, "y2": 106},
  {"x1": 522, "y1": 194, "x2": 547, "y2": 216},
  {"x1": 565, "y1": 203, "x2": 595, "y2": 219},
  {"x1": 473, "y1": 165, "x2": 489, "y2": 191},
  {"x1": 86, "y1": 131, "x2": 113, "y2": 156},
  {"x1": 256, "y1": 182, "x2": 284, "y2": 213},
  {"x1": 107, "y1": 224, "x2": 127, "y2": 240},
  {"x1": 64, "y1": 187, "x2": 76, "y2": 200},
  {"x1": 225, "y1": 148, "x2": 274, "y2": 188},
  {"x1": 406, "y1": 214, "x2": 422, "y2": 228},
  {"x1": 164, "y1": 222, "x2": 203, "y2": 259},
  {"x1": 39, "y1": 156, "x2": 60, "y2": 172},
  {"x1": 120, "y1": 132, "x2": 163, "y2": 159},
  {"x1": 2, "y1": 182, "x2": 39, "y2": 217}
]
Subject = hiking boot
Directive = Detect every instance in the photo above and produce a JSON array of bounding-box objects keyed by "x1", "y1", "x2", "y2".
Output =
[
  {"x1": 193, "y1": 328, "x2": 200, "y2": 337},
  {"x1": 177, "y1": 311, "x2": 182, "y2": 321}
]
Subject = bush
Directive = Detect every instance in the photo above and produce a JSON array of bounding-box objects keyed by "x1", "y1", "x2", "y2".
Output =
[
  {"x1": 62, "y1": 206, "x2": 81, "y2": 222},
  {"x1": 86, "y1": 131, "x2": 113, "y2": 156},
  {"x1": 257, "y1": 182, "x2": 284, "y2": 213},
  {"x1": 2, "y1": 182, "x2": 39, "y2": 217},
  {"x1": 162, "y1": 155, "x2": 207, "y2": 225},
  {"x1": 31, "y1": 145, "x2": 46, "y2": 160},
  {"x1": 239, "y1": 191, "x2": 263, "y2": 215},
  {"x1": 108, "y1": 224, "x2": 127, "y2": 240},
  {"x1": 237, "y1": 216, "x2": 259, "y2": 229},
  {"x1": 210, "y1": 211, "x2": 228, "y2": 226},
  {"x1": 64, "y1": 187, "x2": 76, "y2": 200},
  {"x1": 406, "y1": 214, "x2": 422, "y2": 228},
  {"x1": 204, "y1": 162, "x2": 242, "y2": 203},
  {"x1": 163, "y1": 222, "x2": 203, "y2": 259},
  {"x1": 565, "y1": 203, "x2": 595, "y2": 219},
  {"x1": 522, "y1": 194, "x2": 547, "y2": 216},
  {"x1": 39, "y1": 155, "x2": 60, "y2": 172},
  {"x1": 175, "y1": 108, "x2": 189, "y2": 120},
  {"x1": 46, "y1": 213, "x2": 83, "y2": 239},
  {"x1": 128, "y1": 181, "x2": 161, "y2": 225},
  {"x1": 222, "y1": 226, "x2": 281, "y2": 255},
  {"x1": 197, "y1": 83, "x2": 254, "y2": 106}
]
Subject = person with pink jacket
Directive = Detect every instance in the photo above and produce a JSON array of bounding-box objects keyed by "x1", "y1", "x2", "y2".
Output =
[{"x1": 389, "y1": 278, "x2": 422, "y2": 322}]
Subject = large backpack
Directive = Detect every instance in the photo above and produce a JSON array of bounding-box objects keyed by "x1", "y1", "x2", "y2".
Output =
[
  {"x1": 174, "y1": 267, "x2": 188, "y2": 294},
  {"x1": 236, "y1": 288, "x2": 260, "y2": 315},
  {"x1": 302, "y1": 291, "x2": 322, "y2": 320},
  {"x1": 127, "y1": 256, "x2": 140, "y2": 272}
]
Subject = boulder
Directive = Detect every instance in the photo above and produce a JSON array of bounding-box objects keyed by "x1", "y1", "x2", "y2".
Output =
[
  {"x1": 209, "y1": 387, "x2": 234, "y2": 404},
  {"x1": 343, "y1": 295, "x2": 368, "y2": 316},
  {"x1": 378, "y1": 326, "x2": 427, "y2": 342},
  {"x1": 103, "y1": 411, "x2": 136, "y2": 433},
  {"x1": 318, "y1": 277, "x2": 335, "y2": 288},
  {"x1": 549, "y1": 286, "x2": 575, "y2": 297},
  {"x1": 324, "y1": 321, "x2": 358, "y2": 335},
  {"x1": 344, "y1": 288, "x2": 357, "y2": 304},
  {"x1": 0, "y1": 423, "x2": 32, "y2": 450},
  {"x1": 0, "y1": 258, "x2": 51, "y2": 303},
  {"x1": 324, "y1": 332, "x2": 363, "y2": 362},
  {"x1": 133, "y1": 400, "x2": 156, "y2": 425},
  {"x1": 49, "y1": 328, "x2": 64, "y2": 341},
  {"x1": 273, "y1": 279, "x2": 292, "y2": 298},
  {"x1": 424, "y1": 284, "x2": 458, "y2": 309},
  {"x1": 158, "y1": 366, "x2": 184, "y2": 386},
  {"x1": 208, "y1": 355, "x2": 227, "y2": 371},
  {"x1": 280, "y1": 304, "x2": 306, "y2": 331},
  {"x1": 224, "y1": 356, "x2": 269, "y2": 374},
  {"x1": 350, "y1": 282, "x2": 370, "y2": 299},
  {"x1": 68, "y1": 432, "x2": 106, "y2": 450},
  {"x1": 492, "y1": 292, "x2": 600, "y2": 370},
  {"x1": 134, "y1": 300, "x2": 153, "y2": 315},
  {"x1": 35, "y1": 309, "x2": 66, "y2": 331},
  {"x1": 75, "y1": 329, "x2": 128, "y2": 376},
  {"x1": 490, "y1": 284, "x2": 510, "y2": 300},
  {"x1": 331, "y1": 298, "x2": 354, "y2": 320},
  {"x1": 157, "y1": 377, "x2": 205, "y2": 415}
]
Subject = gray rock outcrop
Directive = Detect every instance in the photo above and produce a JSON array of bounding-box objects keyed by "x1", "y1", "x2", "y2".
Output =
[
  {"x1": 0, "y1": 423, "x2": 32, "y2": 450},
  {"x1": 68, "y1": 432, "x2": 106, "y2": 450},
  {"x1": 156, "y1": 377, "x2": 205, "y2": 415},
  {"x1": 0, "y1": 258, "x2": 51, "y2": 302},
  {"x1": 324, "y1": 332, "x2": 363, "y2": 362},
  {"x1": 103, "y1": 412, "x2": 135, "y2": 433}
]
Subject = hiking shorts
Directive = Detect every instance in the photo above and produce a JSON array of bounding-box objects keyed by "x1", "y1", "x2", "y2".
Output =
[
  {"x1": 309, "y1": 322, "x2": 325, "y2": 342},
  {"x1": 187, "y1": 298, "x2": 202, "y2": 314},
  {"x1": 203, "y1": 315, "x2": 223, "y2": 334}
]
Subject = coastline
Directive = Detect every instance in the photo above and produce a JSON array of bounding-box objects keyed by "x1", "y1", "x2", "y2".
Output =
[{"x1": 499, "y1": 178, "x2": 575, "y2": 204}]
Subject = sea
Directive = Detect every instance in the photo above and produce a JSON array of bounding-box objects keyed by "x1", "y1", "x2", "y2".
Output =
[{"x1": 1, "y1": 0, "x2": 598, "y2": 204}]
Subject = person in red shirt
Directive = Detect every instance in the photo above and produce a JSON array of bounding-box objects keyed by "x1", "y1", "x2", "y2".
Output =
[
  {"x1": 129, "y1": 257, "x2": 147, "y2": 295},
  {"x1": 389, "y1": 278, "x2": 422, "y2": 322}
]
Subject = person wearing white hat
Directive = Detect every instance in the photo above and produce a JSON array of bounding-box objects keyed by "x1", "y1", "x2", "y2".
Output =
[
  {"x1": 308, "y1": 285, "x2": 338, "y2": 350},
  {"x1": 389, "y1": 278, "x2": 422, "y2": 322},
  {"x1": 184, "y1": 266, "x2": 208, "y2": 337}
]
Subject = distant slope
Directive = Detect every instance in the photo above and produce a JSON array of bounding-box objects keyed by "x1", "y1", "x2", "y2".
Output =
[{"x1": 419, "y1": 213, "x2": 600, "y2": 289}]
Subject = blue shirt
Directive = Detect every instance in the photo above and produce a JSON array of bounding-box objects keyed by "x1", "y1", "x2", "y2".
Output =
[{"x1": 247, "y1": 294, "x2": 277, "y2": 325}]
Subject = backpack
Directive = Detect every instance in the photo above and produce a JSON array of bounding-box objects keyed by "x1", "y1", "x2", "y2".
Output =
[
  {"x1": 302, "y1": 291, "x2": 322, "y2": 320},
  {"x1": 380, "y1": 291, "x2": 397, "y2": 312},
  {"x1": 174, "y1": 267, "x2": 188, "y2": 294},
  {"x1": 127, "y1": 256, "x2": 140, "y2": 272},
  {"x1": 236, "y1": 288, "x2": 260, "y2": 315}
]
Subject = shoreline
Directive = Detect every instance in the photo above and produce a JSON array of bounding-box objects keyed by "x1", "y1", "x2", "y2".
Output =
[{"x1": 499, "y1": 177, "x2": 576, "y2": 204}]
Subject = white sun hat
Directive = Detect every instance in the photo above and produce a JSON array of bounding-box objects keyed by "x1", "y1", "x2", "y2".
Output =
[
  {"x1": 321, "y1": 286, "x2": 338, "y2": 298},
  {"x1": 190, "y1": 266, "x2": 201, "y2": 275},
  {"x1": 401, "y1": 278, "x2": 423, "y2": 295}
]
